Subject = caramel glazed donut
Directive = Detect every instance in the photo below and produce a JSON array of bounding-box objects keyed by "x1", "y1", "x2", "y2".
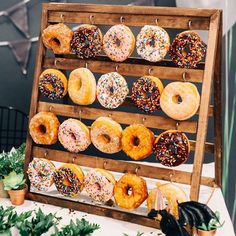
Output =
[
  {"x1": 68, "y1": 68, "x2": 96, "y2": 105},
  {"x1": 39, "y1": 69, "x2": 68, "y2": 100},
  {"x1": 114, "y1": 173, "x2": 148, "y2": 209},
  {"x1": 53, "y1": 163, "x2": 84, "y2": 197},
  {"x1": 153, "y1": 130, "x2": 190, "y2": 167},
  {"x1": 71, "y1": 24, "x2": 103, "y2": 58},
  {"x1": 160, "y1": 81, "x2": 200, "y2": 120},
  {"x1": 42, "y1": 23, "x2": 74, "y2": 54},
  {"x1": 29, "y1": 112, "x2": 60, "y2": 145},
  {"x1": 91, "y1": 117, "x2": 123, "y2": 154},
  {"x1": 169, "y1": 31, "x2": 207, "y2": 68}
]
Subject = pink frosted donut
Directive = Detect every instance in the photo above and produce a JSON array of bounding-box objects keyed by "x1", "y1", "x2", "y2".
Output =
[
  {"x1": 103, "y1": 24, "x2": 135, "y2": 62},
  {"x1": 84, "y1": 169, "x2": 116, "y2": 203},
  {"x1": 58, "y1": 118, "x2": 91, "y2": 153}
]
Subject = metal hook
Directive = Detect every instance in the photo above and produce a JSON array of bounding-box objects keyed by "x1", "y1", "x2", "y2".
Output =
[
  {"x1": 89, "y1": 15, "x2": 94, "y2": 24},
  {"x1": 44, "y1": 150, "x2": 48, "y2": 157},
  {"x1": 169, "y1": 173, "x2": 173, "y2": 183},
  {"x1": 155, "y1": 18, "x2": 159, "y2": 25},
  {"x1": 176, "y1": 122, "x2": 179, "y2": 130},
  {"x1": 103, "y1": 161, "x2": 107, "y2": 169},
  {"x1": 120, "y1": 16, "x2": 125, "y2": 24},
  {"x1": 135, "y1": 166, "x2": 140, "y2": 175},
  {"x1": 182, "y1": 72, "x2": 187, "y2": 82},
  {"x1": 49, "y1": 106, "x2": 53, "y2": 112},
  {"x1": 72, "y1": 157, "x2": 76, "y2": 164},
  {"x1": 115, "y1": 65, "x2": 119, "y2": 72},
  {"x1": 85, "y1": 62, "x2": 88, "y2": 69},
  {"x1": 79, "y1": 110, "x2": 82, "y2": 121},
  {"x1": 108, "y1": 113, "x2": 112, "y2": 118},
  {"x1": 54, "y1": 59, "x2": 58, "y2": 67},
  {"x1": 188, "y1": 20, "x2": 192, "y2": 29},
  {"x1": 60, "y1": 14, "x2": 64, "y2": 22},
  {"x1": 148, "y1": 68, "x2": 153, "y2": 75},
  {"x1": 142, "y1": 117, "x2": 146, "y2": 124}
]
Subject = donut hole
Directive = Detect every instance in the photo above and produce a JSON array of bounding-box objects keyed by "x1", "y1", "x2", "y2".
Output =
[
  {"x1": 182, "y1": 44, "x2": 191, "y2": 56},
  {"x1": 63, "y1": 178, "x2": 71, "y2": 186},
  {"x1": 94, "y1": 182, "x2": 101, "y2": 191},
  {"x1": 132, "y1": 136, "x2": 140, "y2": 146},
  {"x1": 98, "y1": 134, "x2": 111, "y2": 144},
  {"x1": 149, "y1": 36, "x2": 156, "y2": 47},
  {"x1": 109, "y1": 86, "x2": 114, "y2": 95},
  {"x1": 114, "y1": 37, "x2": 121, "y2": 47},
  {"x1": 69, "y1": 132, "x2": 77, "y2": 140},
  {"x1": 126, "y1": 185, "x2": 133, "y2": 196},
  {"x1": 38, "y1": 124, "x2": 47, "y2": 134},
  {"x1": 172, "y1": 95, "x2": 183, "y2": 104},
  {"x1": 50, "y1": 37, "x2": 61, "y2": 47}
]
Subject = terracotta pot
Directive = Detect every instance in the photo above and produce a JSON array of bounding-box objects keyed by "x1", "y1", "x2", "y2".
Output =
[
  {"x1": 7, "y1": 185, "x2": 27, "y2": 206},
  {"x1": 196, "y1": 228, "x2": 217, "y2": 236},
  {"x1": 0, "y1": 180, "x2": 8, "y2": 198}
]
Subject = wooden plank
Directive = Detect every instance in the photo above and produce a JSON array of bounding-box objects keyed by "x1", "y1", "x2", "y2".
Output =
[
  {"x1": 37, "y1": 101, "x2": 198, "y2": 133},
  {"x1": 44, "y1": 57, "x2": 205, "y2": 83},
  {"x1": 48, "y1": 11, "x2": 210, "y2": 30},
  {"x1": 27, "y1": 192, "x2": 160, "y2": 229},
  {"x1": 24, "y1": 6, "x2": 48, "y2": 181},
  {"x1": 214, "y1": 11, "x2": 222, "y2": 187},
  {"x1": 32, "y1": 146, "x2": 215, "y2": 187},
  {"x1": 45, "y1": 3, "x2": 218, "y2": 17},
  {"x1": 190, "y1": 11, "x2": 221, "y2": 200}
]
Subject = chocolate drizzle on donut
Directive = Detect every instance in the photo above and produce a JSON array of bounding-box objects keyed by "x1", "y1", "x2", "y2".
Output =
[
  {"x1": 153, "y1": 131, "x2": 189, "y2": 167},
  {"x1": 53, "y1": 167, "x2": 82, "y2": 197},
  {"x1": 39, "y1": 73, "x2": 65, "y2": 100},
  {"x1": 71, "y1": 26, "x2": 102, "y2": 58},
  {"x1": 131, "y1": 77, "x2": 161, "y2": 113}
]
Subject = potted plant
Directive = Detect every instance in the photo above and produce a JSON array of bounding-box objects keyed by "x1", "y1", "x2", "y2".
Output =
[
  {"x1": 196, "y1": 211, "x2": 224, "y2": 236},
  {"x1": 3, "y1": 171, "x2": 27, "y2": 205}
]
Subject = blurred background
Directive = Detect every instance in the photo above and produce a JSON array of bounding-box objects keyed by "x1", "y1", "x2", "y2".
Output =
[{"x1": 0, "y1": 0, "x2": 235, "y2": 231}]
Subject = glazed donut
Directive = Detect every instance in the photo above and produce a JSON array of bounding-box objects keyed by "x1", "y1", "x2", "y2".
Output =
[
  {"x1": 122, "y1": 124, "x2": 155, "y2": 160},
  {"x1": 114, "y1": 173, "x2": 148, "y2": 209},
  {"x1": 27, "y1": 158, "x2": 56, "y2": 191},
  {"x1": 42, "y1": 23, "x2": 73, "y2": 54},
  {"x1": 169, "y1": 31, "x2": 206, "y2": 68},
  {"x1": 84, "y1": 168, "x2": 116, "y2": 203},
  {"x1": 153, "y1": 130, "x2": 190, "y2": 167},
  {"x1": 29, "y1": 112, "x2": 60, "y2": 145},
  {"x1": 136, "y1": 25, "x2": 170, "y2": 62},
  {"x1": 97, "y1": 72, "x2": 129, "y2": 109},
  {"x1": 68, "y1": 68, "x2": 96, "y2": 105},
  {"x1": 160, "y1": 82, "x2": 200, "y2": 120},
  {"x1": 39, "y1": 69, "x2": 68, "y2": 100},
  {"x1": 91, "y1": 117, "x2": 122, "y2": 154},
  {"x1": 71, "y1": 24, "x2": 103, "y2": 58},
  {"x1": 131, "y1": 76, "x2": 164, "y2": 113},
  {"x1": 58, "y1": 119, "x2": 91, "y2": 153},
  {"x1": 53, "y1": 163, "x2": 84, "y2": 197},
  {"x1": 156, "y1": 182, "x2": 188, "y2": 218},
  {"x1": 103, "y1": 24, "x2": 135, "y2": 62}
]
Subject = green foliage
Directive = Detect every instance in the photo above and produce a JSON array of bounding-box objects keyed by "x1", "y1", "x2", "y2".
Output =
[
  {"x1": 0, "y1": 143, "x2": 25, "y2": 180},
  {"x1": 3, "y1": 171, "x2": 25, "y2": 190},
  {"x1": 53, "y1": 218, "x2": 100, "y2": 236},
  {"x1": 16, "y1": 208, "x2": 61, "y2": 236},
  {"x1": 123, "y1": 232, "x2": 144, "y2": 236},
  {"x1": 0, "y1": 206, "x2": 31, "y2": 234}
]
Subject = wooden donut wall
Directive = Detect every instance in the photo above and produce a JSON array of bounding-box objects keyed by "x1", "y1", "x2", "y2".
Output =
[{"x1": 24, "y1": 3, "x2": 222, "y2": 229}]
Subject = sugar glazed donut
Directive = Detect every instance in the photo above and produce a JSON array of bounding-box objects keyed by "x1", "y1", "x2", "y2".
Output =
[
  {"x1": 71, "y1": 24, "x2": 103, "y2": 58},
  {"x1": 91, "y1": 117, "x2": 122, "y2": 154},
  {"x1": 136, "y1": 25, "x2": 170, "y2": 62},
  {"x1": 39, "y1": 69, "x2": 68, "y2": 100},
  {"x1": 29, "y1": 112, "x2": 60, "y2": 145},
  {"x1": 97, "y1": 72, "x2": 129, "y2": 109},
  {"x1": 58, "y1": 119, "x2": 91, "y2": 153},
  {"x1": 103, "y1": 24, "x2": 135, "y2": 62},
  {"x1": 53, "y1": 163, "x2": 84, "y2": 197},
  {"x1": 169, "y1": 31, "x2": 206, "y2": 68},
  {"x1": 68, "y1": 68, "x2": 96, "y2": 105},
  {"x1": 131, "y1": 76, "x2": 164, "y2": 113},
  {"x1": 27, "y1": 158, "x2": 56, "y2": 191},
  {"x1": 84, "y1": 168, "x2": 116, "y2": 203},
  {"x1": 160, "y1": 82, "x2": 200, "y2": 120},
  {"x1": 153, "y1": 130, "x2": 190, "y2": 167},
  {"x1": 42, "y1": 23, "x2": 73, "y2": 54},
  {"x1": 122, "y1": 124, "x2": 155, "y2": 160},
  {"x1": 114, "y1": 173, "x2": 148, "y2": 209}
]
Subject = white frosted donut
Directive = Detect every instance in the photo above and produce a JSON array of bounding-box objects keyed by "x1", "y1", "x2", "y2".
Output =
[
  {"x1": 103, "y1": 24, "x2": 135, "y2": 62},
  {"x1": 68, "y1": 68, "x2": 96, "y2": 105},
  {"x1": 84, "y1": 168, "x2": 116, "y2": 203},
  {"x1": 97, "y1": 72, "x2": 129, "y2": 109},
  {"x1": 136, "y1": 25, "x2": 170, "y2": 62},
  {"x1": 27, "y1": 158, "x2": 56, "y2": 191},
  {"x1": 160, "y1": 82, "x2": 200, "y2": 120},
  {"x1": 91, "y1": 117, "x2": 122, "y2": 154},
  {"x1": 58, "y1": 118, "x2": 91, "y2": 153}
]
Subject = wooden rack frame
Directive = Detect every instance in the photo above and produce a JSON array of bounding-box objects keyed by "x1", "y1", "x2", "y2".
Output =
[{"x1": 24, "y1": 3, "x2": 222, "y2": 229}]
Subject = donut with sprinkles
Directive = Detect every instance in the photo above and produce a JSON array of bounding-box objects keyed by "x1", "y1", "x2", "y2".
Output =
[
  {"x1": 153, "y1": 130, "x2": 190, "y2": 167},
  {"x1": 169, "y1": 31, "x2": 207, "y2": 68}
]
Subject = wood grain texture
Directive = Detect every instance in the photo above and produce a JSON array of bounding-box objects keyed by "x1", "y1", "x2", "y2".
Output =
[
  {"x1": 190, "y1": 11, "x2": 221, "y2": 200},
  {"x1": 32, "y1": 146, "x2": 215, "y2": 187}
]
